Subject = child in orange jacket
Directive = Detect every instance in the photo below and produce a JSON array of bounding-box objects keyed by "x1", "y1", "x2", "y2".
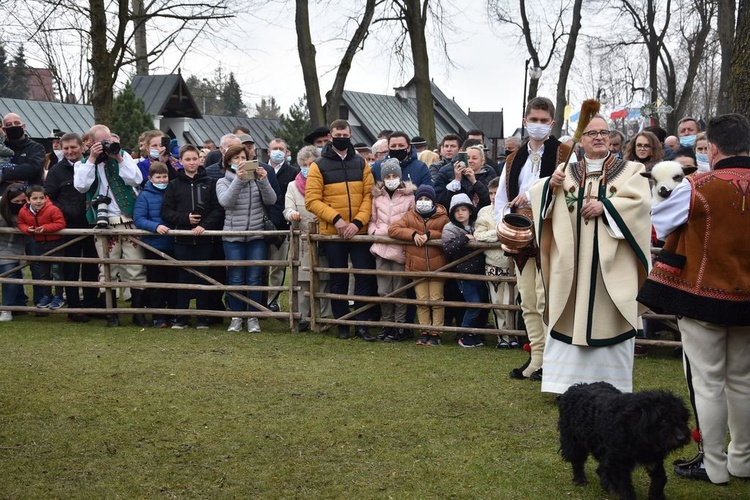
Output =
[{"x1": 17, "y1": 185, "x2": 67, "y2": 309}]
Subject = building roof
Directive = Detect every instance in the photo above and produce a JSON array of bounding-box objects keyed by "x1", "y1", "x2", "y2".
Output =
[
  {"x1": 468, "y1": 111, "x2": 504, "y2": 139},
  {"x1": 0, "y1": 98, "x2": 94, "y2": 139},
  {"x1": 131, "y1": 74, "x2": 202, "y2": 119},
  {"x1": 188, "y1": 115, "x2": 282, "y2": 150},
  {"x1": 340, "y1": 80, "x2": 480, "y2": 146}
]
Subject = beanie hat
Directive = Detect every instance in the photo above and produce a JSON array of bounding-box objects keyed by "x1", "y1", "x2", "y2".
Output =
[
  {"x1": 415, "y1": 184, "x2": 437, "y2": 204},
  {"x1": 380, "y1": 158, "x2": 402, "y2": 180},
  {"x1": 449, "y1": 192, "x2": 474, "y2": 215}
]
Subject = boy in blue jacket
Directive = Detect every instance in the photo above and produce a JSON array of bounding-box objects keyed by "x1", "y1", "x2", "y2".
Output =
[{"x1": 134, "y1": 162, "x2": 177, "y2": 328}]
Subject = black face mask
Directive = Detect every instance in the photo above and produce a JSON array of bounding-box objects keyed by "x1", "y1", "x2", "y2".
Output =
[
  {"x1": 389, "y1": 149, "x2": 409, "y2": 162},
  {"x1": 331, "y1": 137, "x2": 351, "y2": 151},
  {"x1": 4, "y1": 126, "x2": 24, "y2": 141}
]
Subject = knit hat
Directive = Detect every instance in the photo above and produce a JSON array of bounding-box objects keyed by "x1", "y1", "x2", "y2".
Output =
[
  {"x1": 380, "y1": 158, "x2": 402, "y2": 180},
  {"x1": 449, "y1": 192, "x2": 474, "y2": 215},
  {"x1": 415, "y1": 184, "x2": 437, "y2": 203}
]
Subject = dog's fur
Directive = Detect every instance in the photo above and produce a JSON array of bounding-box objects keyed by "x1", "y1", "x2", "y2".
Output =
[
  {"x1": 640, "y1": 161, "x2": 697, "y2": 206},
  {"x1": 558, "y1": 382, "x2": 691, "y2": 500}
]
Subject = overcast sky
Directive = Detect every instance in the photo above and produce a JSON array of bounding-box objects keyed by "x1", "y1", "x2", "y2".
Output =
[{"x1": 154, "y1": 0, "x2": 543, "y2": 139}]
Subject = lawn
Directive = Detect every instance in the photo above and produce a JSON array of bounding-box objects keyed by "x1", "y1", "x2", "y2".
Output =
[{"x1": 0, "y1": 314, "x2": 746, "y2": 499}]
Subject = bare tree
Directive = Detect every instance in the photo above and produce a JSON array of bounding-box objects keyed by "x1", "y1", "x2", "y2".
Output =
[
  {"x1": 10, "y1": 0, "x2": 235, "y2": 125},
  {"x1": 731, "y1": 0, "x2": 750, "y2": 117}
]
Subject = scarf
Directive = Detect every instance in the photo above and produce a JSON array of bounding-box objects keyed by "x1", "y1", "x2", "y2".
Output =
[{"x1": 295, "y1": 172, "x2": 307, "y2": 196}]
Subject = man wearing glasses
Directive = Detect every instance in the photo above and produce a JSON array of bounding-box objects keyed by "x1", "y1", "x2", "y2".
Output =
[{"x1": 529, "y1": 115, "x2": 652, "y2": 395}]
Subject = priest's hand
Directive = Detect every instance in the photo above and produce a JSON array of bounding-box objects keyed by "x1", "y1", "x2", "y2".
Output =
[
  {"x1": 581, "y1": 200, "x2": 604, "y2": 220},
  {"x1": 549, "y1": 169, "x2": 566, "y2": 188}
]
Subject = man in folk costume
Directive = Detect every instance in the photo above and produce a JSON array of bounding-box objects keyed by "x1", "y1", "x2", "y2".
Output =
[
  {"x1": 494, "y1": 97, "x2": 573, "y2": 380},
  {"x1": 639, "y1": 113, "x2": 750, "y2": 486},
  {"x1": 74, "y1": 124, "x2": 147, "y2": 328},
  {"x1": 529, "y1": 115, "x2": 651, "y2": 394}
]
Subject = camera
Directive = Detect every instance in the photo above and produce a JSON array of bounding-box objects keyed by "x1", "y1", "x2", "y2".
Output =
[
  {"x1": 91, "y1": 194, "x2": 112, "y2": 228},
  {"x1": 100, "y1": 140, "x2": 121, "y2": 156}
]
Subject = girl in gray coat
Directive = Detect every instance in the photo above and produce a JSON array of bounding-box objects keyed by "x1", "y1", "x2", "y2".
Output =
[{"x1": 216, "y1": 144, "x2": 277, "y2": 333}]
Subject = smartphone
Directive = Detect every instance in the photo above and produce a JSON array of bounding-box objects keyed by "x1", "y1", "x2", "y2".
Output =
[
  {"x1": 192, "y1": 205, "x2": 205, "y2": 215},
  {"x1": 454, "y1": 152, "x2": 468, "y2": 165},
  {"x1": 239, "y1": 160, "x2": 258, "y2": 181},
  {"x1": 161, "y1": 136, "x2": 171, "y2": 149}
]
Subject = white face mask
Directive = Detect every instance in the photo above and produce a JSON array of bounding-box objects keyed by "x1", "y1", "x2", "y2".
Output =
[
  {"x1": 384, "y1": 179, "x2": 400, "y2": 190},
  {"x1": 149, "y1": 149, "x2": 160, "y2": 159},
  {"x1": 526, "y1": 123, "x2": 552, "y2": 141},
  {"x1": 416, "y1": 200, "x2": 433, "y2": 213}
]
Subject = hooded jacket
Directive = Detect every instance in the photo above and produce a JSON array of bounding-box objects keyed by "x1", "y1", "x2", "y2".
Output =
[
  {"x1": 388, "y1": 204, "x2": 449, "y2": 272},
  {"x1": 216, "y1": 169, "x2": 277, "y2": 242},
  {"x1": 442, "y1": 193, "x2": 485, "y2": 275},
  {"x1": 17, "y1": 197, "x2": 67, "y2": 243},
  {"x1": 305, "y1": 142, "x2": 374, "y2": 236},
  {"x1": 368, "y1": 181, "x2": 416, "y2": 264},
  {"x1": 134, "y1": 181, "x2": 173, "y2": 252}
]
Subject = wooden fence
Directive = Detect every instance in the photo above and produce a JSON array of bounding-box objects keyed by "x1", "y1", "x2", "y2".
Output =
[{"x1": 0, "y1": 225, "x2": 680, "y2": 347}]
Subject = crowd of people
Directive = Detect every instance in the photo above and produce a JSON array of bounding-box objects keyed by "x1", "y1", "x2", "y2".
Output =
[{"x1": 0, "y1": 103, "x2": 748, "y2": 487}]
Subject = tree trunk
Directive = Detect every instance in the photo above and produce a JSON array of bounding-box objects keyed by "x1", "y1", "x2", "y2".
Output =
[
  {"x1": 326, "y1": 0, "x2": 376, "y2": 125},
  {"x1": 731, "y1": 0, "x2": 750, "y2": 118},
  {"x1": 552, "y1": 0, "x2": 582, "y2": 137},
  {"x1": 132, "y1": 0, "x2": 149, "y2": 75},
  {"x1": 404, "y1": 0, "x2": 436, "y2": 148},
  {"x1": 647, "y1": 0, "x2": 660, "y2": 125},
  {"x1": 295, "y1": 0, "x2": 325, "y2": 127},
  {"x1": 717, "y1": 0, "x2": 736, "y2": 115},
  {"x1": 89, "y1": 0, "x2": 115, "y2": 125}
]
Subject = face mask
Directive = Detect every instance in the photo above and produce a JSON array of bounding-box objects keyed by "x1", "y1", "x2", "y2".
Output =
[
  {"x1": 53, "y1": 149, "x2": 64, "y2": 161},
  {"x1": 389, "y1": 149, "x2": 408, "y2": 162},
  {"x1": 384, "y1": 179, "x2": 400, "y2": 190},
  {"x1": 526, "y1": 123, "x2": 551, "y2": 141},
  {"x1": 416, "y1": 200, "x2": 433, "y2": 214},
  {"x1": 269, "y1": 150, "x2": 286, "y2": 164},
  {"x1": 153, "y1": 183, "x2": 168, "y2": 190},
  {"x1": 230, "y1": 164, "x2": 239, "y2": 171},
  {"x1": 696, "y1": 152, "x2": 708, "y2": 164},
  {"x1": 4, "y1": 126, "x2": 24, "y2": 141},
  {"x1": 300, "y1": 167, "x2": 309, "y2": 178},
  {"x1": 149, "y1": 149, "x2": 160, "y2": 159},
  {"x1": 316, "y1": 146, "x2": 323, "y2": 154},
  {"x1": 696, "y1": 153, "x2": 710, "y2": 172},
  {"x1": 680, "y1": 135, "x2": 696, "y2": 147},
  {"x1": 331, "y1": 137, "x2": 351, "y2": 151},
  {"x1": 287, "y1": 155, "x2": 292, "y2": 163}
]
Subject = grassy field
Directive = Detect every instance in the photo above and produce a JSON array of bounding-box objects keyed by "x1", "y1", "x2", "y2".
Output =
[{"x1": 1, "y1": 313, "x2": 747, "y2": 499}]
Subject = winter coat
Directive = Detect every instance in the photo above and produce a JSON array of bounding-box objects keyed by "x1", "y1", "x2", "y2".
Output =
[
  {"x1": 216, "y1": 170, "x2": 277, "y2": 242},
  {"x1": 44, "y1": 157, "x2": 91, "y2": 228},
  {"x1": 435, "y1": 163, "x2": 495, "y2": 210},
  {"x1": 17, "y1": 198, "x2": 67, "y2": 243},
  {"x1": 368, "y1": 181, "x2": 415, "y2": 264},
  {"x1": 442, "y1": 204, "x2": 485, "y2": 275},
  {"x1": 1, "y1": 135, "x2": 46, "y2": 195},
  {"x1": 371, "y1": 149, "x2": 433, "y2": 187},
  {"x1": 134, "y1": 181, "x2": 173, "y2": 252},
  {"x1": 0, "y1": 215, "x2": 25, "y2": 265},
  {"x1": 161, "y1": 169, "x2": 224, "y2": 245},
  {"x1": 283, "y1": 175, "x2": 329, "y2": 282},
  {"x1": 388, "y1": 205, "x2": 449, "y2": 273},
  {"x1": 305, "y1": 142, "x2": 374, "y2": 236},
  {"x1": 474, "y1": 204, "x2": 509, "y2": 268}
]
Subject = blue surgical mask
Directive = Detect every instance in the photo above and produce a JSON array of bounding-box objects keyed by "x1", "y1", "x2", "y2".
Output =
[
  {"x1": 696, "y1": 152, "x2": 709, "y2": 164},
  {"x1": 286, "y1": 155, "x2": 292, "y2": 163},
  {"x1": 301, "y1": 167, "x2": 309, "y2": 178},
  {"x1": 680, "y1": 135, "x2": 696, "y2": 147},
  {"x1": 316, "y1": 146, "x2": 323, "y2": 154},
  {"x1": 153, "y1": 183, "x2": 168, "y2": 190},
  {"x1": 149, "y1": 149, "x2": 160, "y2": 159},
  {"x1": 269, "y1": 150, "x2": 286, "y2": 164},
  {"x1": 230, "y1": 164, "x2": 239, "y2": 171}
]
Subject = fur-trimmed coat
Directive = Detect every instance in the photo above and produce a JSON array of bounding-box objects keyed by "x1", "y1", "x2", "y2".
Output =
[{"x1": 368, "y1": 181, "x2": 416, "y2": 264}]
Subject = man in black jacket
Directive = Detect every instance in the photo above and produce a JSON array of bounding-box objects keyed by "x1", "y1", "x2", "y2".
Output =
[
  {"x1": 264, "y1": 138, "x2": 299, "y2": 311},
  {"x1": 44, "y1": 133, "x2": 100, "y2": 322},
  {"x1": 1, "y1": 112, "x2": 46, "y2": 195}
]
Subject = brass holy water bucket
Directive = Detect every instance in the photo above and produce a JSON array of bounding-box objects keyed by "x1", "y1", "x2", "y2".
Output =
[{"x1": 496, "y1": 203, "x2": 534, "y2": 253}]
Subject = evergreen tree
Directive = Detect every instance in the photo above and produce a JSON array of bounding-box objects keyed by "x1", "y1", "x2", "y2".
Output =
[
  {"x1": 255, "y1": 96, "x2": 281, "y2": 120},
  {"x1": 4, "y1": 44, "x2": 29, "y2": 99},
  {"x1": 222, "y1": 72, "x2": 246, "y2": 117},
  {"x1": 0, "y1": 42, "x2": 8, "y2": 97},
  {"x1": 112, "y1": 82, "x2": 154, "y2": 152},
  {"x1": 273, "y1": 96, "x2": 311, "y2": 159},
  {"x1": 186, "y1": 74, "x2": 223, "y2": 115}
]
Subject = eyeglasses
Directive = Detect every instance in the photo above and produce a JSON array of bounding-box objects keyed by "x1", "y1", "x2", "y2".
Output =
[
  {"x1": 635, "y1": 143, "x2": 651, "y2": 149},
  {"x1": 582, "y1": 130, "x2": 611, "y2": 138}
]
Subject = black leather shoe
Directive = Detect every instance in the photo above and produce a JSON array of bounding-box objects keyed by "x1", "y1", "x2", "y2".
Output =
[
  {"x1": 355, "y1": 326, "x2": 376, "y2": 342},
  {"x1": 529, "y1": 368, "x2": 543, "y2": 381},
  {"x1": 509, "y1": 358, "x2": 532, "y2": 379},
  {"x1": 337, "y1": 326, "x2": 351, "y2": 339},
  {"x1": 107, "y1": 314, "x2": 120, "y2": 328},
  {"x1": 298, "y1": 320, "x2": 309, "y2": 332}
]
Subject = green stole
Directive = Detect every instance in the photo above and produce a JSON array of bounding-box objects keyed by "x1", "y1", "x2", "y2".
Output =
[{"x1": 86, "y1": 156, "x2": 136, "y2": 224}]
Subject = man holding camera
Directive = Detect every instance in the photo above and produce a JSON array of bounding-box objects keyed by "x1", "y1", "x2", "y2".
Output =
[{"x1": 74, "y1": 124, "x2": 147, "y2": 327}]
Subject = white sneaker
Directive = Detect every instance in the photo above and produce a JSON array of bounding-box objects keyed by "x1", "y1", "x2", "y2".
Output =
[
  {"x1": 227, "y1": 317, "x2": 243, "y2": 332},
  {"x1": 247, "y1": 317, "x2": 261, "y2": 333},
  {"x1": 0, "y1": 311, "x2": 12, "y2": 322}
]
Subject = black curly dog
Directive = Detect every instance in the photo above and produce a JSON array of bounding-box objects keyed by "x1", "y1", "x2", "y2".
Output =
[{"x1": 558, "y1": 382, "x2": 691, "y2": 500}]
